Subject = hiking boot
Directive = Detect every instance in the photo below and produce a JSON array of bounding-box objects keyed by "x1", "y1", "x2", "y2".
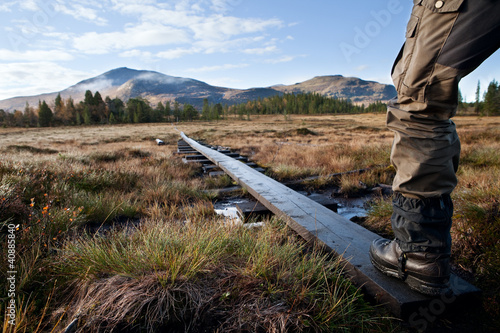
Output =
[{"x1": 369, "y1": 238, "x2": 451, "y2": 296}]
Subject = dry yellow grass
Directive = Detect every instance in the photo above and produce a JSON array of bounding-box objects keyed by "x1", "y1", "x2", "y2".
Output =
[{"x1": 1, "y1": 114, "x2": 499, "y2": 331}]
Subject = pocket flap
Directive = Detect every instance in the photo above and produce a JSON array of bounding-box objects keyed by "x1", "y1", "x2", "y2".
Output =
[
  {"x1": 421, "y1": 0, "x2": 464, "y2": 13},
  {"x1": 406, "y1": 14, "x2": 419, "y2": 38}
]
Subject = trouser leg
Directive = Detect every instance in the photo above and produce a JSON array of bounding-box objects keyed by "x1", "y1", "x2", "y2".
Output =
[{"x1": 387, "y1": 0, "x2": 500, "y2": 252}]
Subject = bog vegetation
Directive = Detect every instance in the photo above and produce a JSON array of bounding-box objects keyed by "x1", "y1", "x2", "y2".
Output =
[{"x1": 0, "y1": 113, "x2": 499, "y2": 332}]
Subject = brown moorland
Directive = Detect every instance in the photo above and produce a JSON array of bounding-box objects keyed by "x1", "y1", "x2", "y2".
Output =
[{"x1": 1, "y1": 113, "x2": 499, "y2": 332}]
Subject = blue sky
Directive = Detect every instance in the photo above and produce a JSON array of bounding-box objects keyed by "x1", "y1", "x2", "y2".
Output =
[{"x1": 1, "y1": 0, "x2": 499, "y2": 102}]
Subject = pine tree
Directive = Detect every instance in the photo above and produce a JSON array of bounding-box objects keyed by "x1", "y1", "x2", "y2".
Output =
[
  {"x1": 54, "y1": 93, "x2": 64, "y2": 124},
  {"x1": 109, "y1": 112, "x2": 117, "y2": 124},
  {"x1": 475, "y1": 81, "x2": 482, "y2": 114},
  {"x1": 13, "y1": 110, "x2": 24, "y2": 127},
  {"x1": 0, "y1": 109, "x2": 5, "y2": 127},
  {"x1": 38, "y1": 101, "x2": 53, "y2": 127},
  {"x1": 83, "y1": 106, "x2": 92, "y2": 125},
  {"x1": 93, "y1": 91, "x2": 107, "y2": 123},
  {"x1": 483, "y1": 79, "x2": 500, "y2": 116},
  {"x1": 213, "y1": 103, "x2": 222, "y2": 121},
  {"x1": 76, "y1": 110, "x2": 81, "y2": 125},
  {"x1": 65, "y1": 97, "x2": 77, "y2": 125},
  {"x1": 173, "y1": 101, "x2": 180, "y2": 122},
  {"x1": 202, "y1": 99, "x2": 210, "y2": 121},
  {"x1": 84, "y1": 90, "x2": 94, "y2": 105},
  {"x1": 24, "y1": 102, "x2": 37, "y2": 127},
  {"x1": 151, "y1": 101, "x2": 165, "y2": 123},
  {"x1": 183, "y1": 104, "x2": 198, "y2": 121},
  {"x1": 165, "y1": 101, "x2": 171, "y2": 122},
  {"x1": 133, "y1": 103, "x2": 142, "y2": 123}
]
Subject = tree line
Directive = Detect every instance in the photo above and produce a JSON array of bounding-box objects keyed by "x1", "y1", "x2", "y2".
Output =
[
  {"x1": 0, "y1": 90, "x2": 386, "y2": 127},
  {"x1": 225, "y1": 93, "x2": 387, "y2": 119},
  {"x1": 1, "y1": 80, "x2": 498, "y2": 127},
  {"x1": 0, "y1": 90, "x2": 199, "y2": 127},
  {"x1": 461, "y1": 79, "x2": 500, "y2": 116}
]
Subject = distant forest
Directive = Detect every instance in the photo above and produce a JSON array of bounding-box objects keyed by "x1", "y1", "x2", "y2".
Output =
[{"x1": 1, "y1": 79, "x2": 499, "y2": 127}]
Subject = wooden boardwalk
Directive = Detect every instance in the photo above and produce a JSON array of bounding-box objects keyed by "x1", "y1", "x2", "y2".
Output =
[{"x1": 180, "y1": 133, "x2": 480, "y2": 319}]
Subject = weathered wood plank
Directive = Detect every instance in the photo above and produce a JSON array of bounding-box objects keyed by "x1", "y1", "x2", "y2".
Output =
[
  {"x1": 235, "y1": 201, "x2": 272, "y2": 220},
  {"x1": 184, "y1": 154, "x2": 206, "y2": 160},
  {"x1": 180, "y1": 133, "x2": 480, "y2": 319},
  {"x1": 182, "y1": 158, "x2": 212, "y2": 164}
]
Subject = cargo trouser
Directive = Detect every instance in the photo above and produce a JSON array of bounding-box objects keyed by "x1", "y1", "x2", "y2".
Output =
[{"x1": 387, "y1": 0, "x2": 500, "y2": 253}]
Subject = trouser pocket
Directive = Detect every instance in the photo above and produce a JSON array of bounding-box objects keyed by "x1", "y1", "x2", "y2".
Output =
[{"x1": 392, "y1": 1, "x2": 461, "y2": 106}]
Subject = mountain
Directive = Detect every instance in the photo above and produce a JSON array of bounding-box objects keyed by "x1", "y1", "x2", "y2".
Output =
[
  {"x1": 271, "y1": 75, "x2": 396, "y2": 104},
  {"x1": 0, "y1": 68, "x2": 396, "y2": 112}
]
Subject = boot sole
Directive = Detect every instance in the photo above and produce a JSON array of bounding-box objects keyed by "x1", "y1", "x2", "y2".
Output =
[{"x1": 369, "y1": 250, "x2": 451, "y2": 297}]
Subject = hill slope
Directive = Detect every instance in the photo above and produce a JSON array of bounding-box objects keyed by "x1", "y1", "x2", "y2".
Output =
[
  {"x1": 0, "y1": 68, "x2": 395, "y2": 111},
  {"x1": 271, "y1": 75, "x2": 396, "y2": 104}
]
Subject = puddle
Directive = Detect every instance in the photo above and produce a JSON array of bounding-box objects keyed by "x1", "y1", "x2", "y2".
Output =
[
  {"x1": 214, "y1": 207, "x2": 240, "y2": 220},
  {"x1": 335, "y1": 197, "x2": 369, "y2": 221},
  {"x1": 214, "y1": 193, "x2": 371, "y2": 224},
  {"x1": 214, "y1": 197, "x2": 254, "y2": 225}
]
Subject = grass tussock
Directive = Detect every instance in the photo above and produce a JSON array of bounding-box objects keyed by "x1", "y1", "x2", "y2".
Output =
[
  {"x1": 363, "y1": 196, "x2": 394, "y2": 239},
  {"x1": 452, "y1": 164, "x2": 500, "y2": 318},
  {"x1": 253, "y1": 141, "x2": 391, "y2": 184},
  {"x1": 5, "y1": 145, "x2": 58, "y2": 155},
  {"x1": 55, "y1": 219, "x2": 383, "y2": 332},
  {"x1": 203, "y1": 174, "x2": 234, "y2": 189},
  {"x1": 266, "y1": 164, "x2": 322, "y2": 182}
]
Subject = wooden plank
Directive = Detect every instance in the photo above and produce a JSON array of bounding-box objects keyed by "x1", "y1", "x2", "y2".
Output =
[
  {"x1": 184, "y1": 154, "x2": 206, "y2": 160},
  {"x1": 222, "y1": 152, "x2": 240, "y2": 158},
  {"x1": 182, "y1": 158, "x2": 212, "y2": 164},
  {"x1": 180, "y1": 133, "x2": 480, "y2": 319},
  {"x1": 245, "y1": 162, "x2": 258, "y2": 168},
  {"x1": 203, "y1": 186, "x2": 243, "y2": 197},
  {"x1": 203, "y1": 165, "x2": 221, "y2": 172},
  {"x1": 209, "y1": 171, "x2": 226, "y2": 177},
  {"x1": 176, "y1": 149, "x2": 198, "y2": 154},
  {"x1": 302, "y1": 193, "x2": 338, "y2": 212}
]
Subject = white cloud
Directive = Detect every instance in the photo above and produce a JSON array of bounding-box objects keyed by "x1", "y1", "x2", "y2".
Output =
[
  {"x1": 10, "y1": 18, "x2": 54, "y2": 36},
  {"x1": 0, "y1": 62, "x2": 93, "y2": 100},
  {"x1": 71, "y1": 78, "x2": 114, "y2": 94},
  {"x1": 20, "y1": 0, "x2": 39, "y2": 11},
  {"x1": 0, "y1": 1, "x2": 16, "y2": 12},
  {"x1": 243, "y1": 45, "x2": 278, "y2": 55},
  {"x1": 73, "y1": 23, "x2": 191, "y2": 54},
  {"x1": 0, "y1": 0, "x2": 291, "y2": 100},
  {"x1": 264, "y1": 55, "x2": 297, "y2": 64},
  {"x1": 190, "y1": 16, "x2": 282, "y2": 41},
  {"x1": 0, "y1": 49, "x2": 73, "y2": 61},
  {"x1": 119, "y1": 49, "x2": 153, "y2": 59},
  {"x1": 54, "y1": 2, "x2": 108, "y2": 26},
  {"x1": 104, "y1": 1, "x2": 283, "y2": 55},
  {"x1": 185, "y1": 63, "x2": 249, "y2": 73},
  {"x1": 156, "y1": 47, "x2": 199, "y2": 59},
  {"x1": 210, "y1": 0, "x2": 242, "y2": 13},
  {"x1": 356, "y1": 65, "x2": 369, "y2": 71},
  {"x1": 193, "y1": 35, "x2": 270, "y2": 55}
]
